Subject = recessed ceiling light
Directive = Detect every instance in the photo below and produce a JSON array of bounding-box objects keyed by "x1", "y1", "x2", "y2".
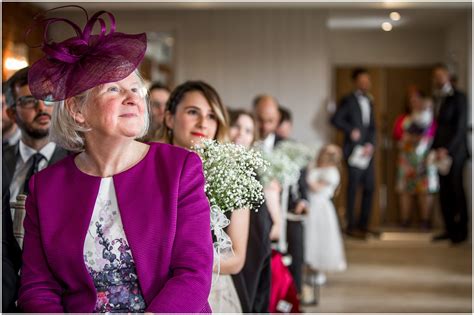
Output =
[
  {"x1": 382, "y1": 22, "x2": 393, "y2": 31},
  {"x1": 390, "y1": 12, "x2": 401, "y2": 21}
]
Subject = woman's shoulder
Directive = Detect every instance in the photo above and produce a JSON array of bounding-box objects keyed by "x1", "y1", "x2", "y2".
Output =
[
  {"x1": 35, "y1": 153, "x2": 75, "y2": 179},
  {"x1": 148, "y1": 141, "x2": 192, "y2": 157},
  {"x1": 146, "y1": 142, "x2": 201, "y2": 166}
]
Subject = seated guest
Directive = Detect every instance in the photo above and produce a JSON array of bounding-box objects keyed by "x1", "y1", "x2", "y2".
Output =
[
  {"x1": 230, "y1": 110, "x2": 279, "y2": 312},
  {"x1": 276, "y1": 105, "x2": 293, "y2": 140},
  {"x1": 3, "y1": 67, "x2": 68, "y2": 248},
  {"x1": 2, "y1": 164, "x2": 22, "y2": 312},
  {"x1": 142, "y1": 82, "x2": 170, "y2": 141},
  {"x1": 18, "y1": 8, "x2": 212, "y2": 313},
  {"x1": 2, "y1": 82, "x2": 21, "y2": 149},
  {"x1": 228, "y1": 109, "x2": 273, "y2": 313},
  {"x1": 157, "y1": 81, "x2": 248, "y2": 312},
  {"x1": 276, "y1": 106, "x2": 309, "y2": 297}
]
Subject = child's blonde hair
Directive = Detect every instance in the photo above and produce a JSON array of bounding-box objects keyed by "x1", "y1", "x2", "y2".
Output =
[{"x1": 316, "y1": 144, "x2": 342, "y2": 167}]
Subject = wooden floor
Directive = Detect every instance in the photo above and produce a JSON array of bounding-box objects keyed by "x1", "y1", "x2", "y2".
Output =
[{"x1": 301, "y1": 232, "x2": 472, "y2": 313}]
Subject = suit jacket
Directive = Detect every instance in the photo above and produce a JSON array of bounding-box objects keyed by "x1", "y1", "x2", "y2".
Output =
[
  {"x1": 331, "y1": 92, "x2": 376, "y2": 159},
  {"x1": 432, "y1": 89, "x2": 469, "y2": 161},
  {"x1": 2, "y1": 142, "x2": 69, "y2": 193},
  {"x1": 18, "y1": 142, "x2": 213, "y2": 313},
  {"x1": 2, "y1": 164, "x2": 22, "y2": 312},
  {"x1": 287, "y1": 168, "x2": 308, "y2": 215}
]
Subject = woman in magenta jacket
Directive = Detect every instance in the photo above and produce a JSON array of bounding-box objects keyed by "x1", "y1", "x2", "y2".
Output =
[{"x1": 18, "y1": 8, "x2": 213, "y2": 312}]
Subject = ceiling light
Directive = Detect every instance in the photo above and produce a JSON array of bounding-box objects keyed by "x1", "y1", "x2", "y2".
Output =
[
  {"x1": 381, "y1": 22, "x2": 393, "y2": 31},
  {"x1": 390, "y1": 12, "x2": 401, "y2": 21},
  {"x1": 5, "y1": 57, "x2": 28, "y2": 70}
]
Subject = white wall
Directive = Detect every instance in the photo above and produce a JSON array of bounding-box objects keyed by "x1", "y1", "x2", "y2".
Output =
[
  {"x1": 444, "y1": 12, "x2": 470, "y2": 91},
  {"x1": 58, "y1": 8, "x2": 470, "y2": 150},
  {"x1": 58, "y1": 9, "x2": 333, "y2": 147},
  {"x1": 328, "y1": 29, "x2": 444, "y2": 66},
  {"x1": 172, "y1": 10, "x2": 332, "y2": 147}
]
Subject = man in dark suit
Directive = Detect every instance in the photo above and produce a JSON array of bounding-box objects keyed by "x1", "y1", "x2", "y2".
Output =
[
  {"x1": 331, "y1": 68, "x2": 376, "y2": 239},
  {"x1": 3, "y1": 67, "x2": 68, "y2": 248},
  {"x1": 286, "y1": 167, "x2": 308, "y2": 296},
  {"x1": 275, "y1": 106, "x2": 309, "y2": 296},
  {"x1": 254, "y1": 94, "x2": 284, "y2": 153},
  {"x1": 431, "y1": 63, "x2": 469, "y2": 244},
  {"x1": 2, "y1": 164, "x2": 22, "y2": 312}
]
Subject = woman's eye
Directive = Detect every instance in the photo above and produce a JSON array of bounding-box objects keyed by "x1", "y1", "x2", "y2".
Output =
[
  {"x1": 107, "y1": 86, "x2": 120, "y2": 92},
  {"x1": 187, "y1": 109, "x2": 198, "y2": 115},
  {"x1": 131, "y1": 87, "x2": 139, "y2": 93},
  {"x1": 208, "y1": 113, "x2": 216, "y2": 120}
]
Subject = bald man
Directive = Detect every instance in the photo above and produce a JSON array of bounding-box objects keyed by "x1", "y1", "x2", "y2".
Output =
[{"x1": 253, "y1": 95, "x2": 283, "y2": 153}]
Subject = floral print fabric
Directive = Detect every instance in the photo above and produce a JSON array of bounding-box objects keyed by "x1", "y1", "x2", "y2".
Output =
[
  {"x1": 395, "y1": 115, "x2": 439, "y2": 194},
  {"x1": 84, "y1": 177, "x2": 146, "y2": 312}
]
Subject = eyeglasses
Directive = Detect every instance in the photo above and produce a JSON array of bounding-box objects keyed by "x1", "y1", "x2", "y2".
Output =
[{"x1": 14, "y1": 96, "x2": 54, "y2": 109}]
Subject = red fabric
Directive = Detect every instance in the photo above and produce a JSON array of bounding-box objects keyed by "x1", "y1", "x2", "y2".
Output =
[
  {"x1": 392, "y1": 114, "x2": 407, "y2": 141},
  {"x1": 270, "y1": 250, "x2": 301, "y2": 313},
  {"x1": 392, "y1": 114, "x2": 438, "y2": 140}
]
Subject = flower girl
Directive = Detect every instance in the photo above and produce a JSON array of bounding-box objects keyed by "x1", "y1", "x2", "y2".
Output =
[{"x1": 305, "y1": 144, "x2": 347, "y2": 285}]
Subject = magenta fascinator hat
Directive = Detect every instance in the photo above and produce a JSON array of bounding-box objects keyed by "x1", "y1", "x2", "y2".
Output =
[{"x1": 27, "y1": 6, "x2": 147, "y2": 102}]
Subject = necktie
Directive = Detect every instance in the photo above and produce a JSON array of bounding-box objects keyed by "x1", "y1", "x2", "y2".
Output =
[{"x1": 23, "y1": 152, "x2": 46, "y2": 194}]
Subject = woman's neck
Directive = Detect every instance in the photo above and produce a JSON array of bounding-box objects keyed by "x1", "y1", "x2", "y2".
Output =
[{"x1": 76, "y1": 137, "x2": 149, "y2": 177}]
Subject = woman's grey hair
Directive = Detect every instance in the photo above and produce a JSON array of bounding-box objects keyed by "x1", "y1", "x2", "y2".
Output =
[{"x1": 50, "y1": 70, "x2": 150, "y2": 152}]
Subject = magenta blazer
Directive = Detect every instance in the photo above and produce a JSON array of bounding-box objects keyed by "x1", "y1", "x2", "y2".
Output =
[{"x1": 18, "y1": 142, "x2": 213, "y2": 312}]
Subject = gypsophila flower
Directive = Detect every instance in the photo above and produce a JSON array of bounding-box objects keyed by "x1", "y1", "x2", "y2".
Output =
[
  {"x1": 258, "y1": 141, "x2": 316, "y2": 187},
  {"x1": 260, "y1": 149, "x2": 301, "y2": 188},
  {"x1": 193, "y1": 139, "x2": 268, "y2": 213},
  {"x1": 276, "y1": 140, "x2": 316, "y2": 169}
]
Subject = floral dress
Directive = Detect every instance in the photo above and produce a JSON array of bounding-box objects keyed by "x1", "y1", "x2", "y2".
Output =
[
  {"x1": 393, "y1": 113, "x2": 439, "y2": 194},
  {"x1": 83, "y1": 177, "x2": 147, "y2": 312}
]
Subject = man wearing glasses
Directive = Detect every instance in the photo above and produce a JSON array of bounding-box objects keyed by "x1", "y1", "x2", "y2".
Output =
[{"x1": 3, "y1": 67, "x2": 68, "y2": 247}]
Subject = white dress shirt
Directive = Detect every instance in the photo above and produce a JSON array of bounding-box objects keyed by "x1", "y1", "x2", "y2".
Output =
[
  {"x1": 9, "y1": 141, "x2": 57, "y2": 203},
  {"x1": 355, "y1": 91, "x2": 371, "y2": 127},
  {"x1": 9, "y1": 141, "x2": 57, "y2": 248},
  {"x1": 261, "y1": 133, "x2": 276, "y2": 154}
]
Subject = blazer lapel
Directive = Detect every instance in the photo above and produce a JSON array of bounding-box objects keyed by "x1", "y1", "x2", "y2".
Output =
[{"x1": 4, "y1": 144, "x2": 19, "y2": 174}]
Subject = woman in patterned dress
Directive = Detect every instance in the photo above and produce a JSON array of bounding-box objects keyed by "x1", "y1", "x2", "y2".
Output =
[
  {"x1": 18, "y1": 8, "x2": 213, "y2": 312},
  {"x1": 393, "y1": 87, "x2": 439, "y2": 229}
]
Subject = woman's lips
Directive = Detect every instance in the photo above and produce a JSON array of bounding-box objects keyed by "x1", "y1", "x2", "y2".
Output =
[{"x1": 191, "y1": 132, "x2": 206, "y2": 137}]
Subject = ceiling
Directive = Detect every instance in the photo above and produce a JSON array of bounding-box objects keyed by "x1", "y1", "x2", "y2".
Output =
[
  {"x1": 36, "y1": 1, "x2": 471, "y2": 10},
  {"x1": 35, "y1": 1, "x2": 471, "y2": 31}
]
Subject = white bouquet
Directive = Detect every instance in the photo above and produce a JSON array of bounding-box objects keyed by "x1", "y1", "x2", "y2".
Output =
[
  {"x1": 275, "y1": 140, "x2": 316, "y2": 169},
  {"x1": 260, "y1": 149, "x2": 301, "y2": 188},
  {"x1": 193, "y1": 139, "x2": 268, "y2": 259},
  {"x1": 193, "y1": 139, "x2": 268, "y2": 213}
]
